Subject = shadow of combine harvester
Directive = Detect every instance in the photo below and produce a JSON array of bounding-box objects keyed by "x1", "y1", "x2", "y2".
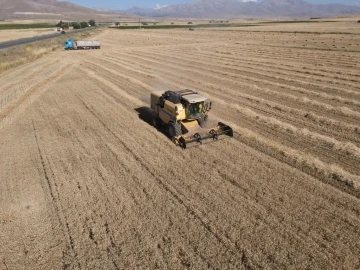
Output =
[{"x1": 135, "y1": 106, "x2": 172, "y2": 139}]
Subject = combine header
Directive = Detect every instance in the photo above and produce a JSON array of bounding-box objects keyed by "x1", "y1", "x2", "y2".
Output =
[{"x1": 151, "y1": 89, "x2": 233, "y2": 149}]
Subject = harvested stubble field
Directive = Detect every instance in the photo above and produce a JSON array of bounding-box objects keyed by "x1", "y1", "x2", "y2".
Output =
[
  {"x1": 0, "y1": 29, "x2": 101, "y2": 74},
  {"x1": 1, "y1": 27, "x2": 360, "y2": 269}
]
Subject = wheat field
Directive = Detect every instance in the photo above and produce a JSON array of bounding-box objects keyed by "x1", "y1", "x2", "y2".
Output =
[{"x1": 0, "y1": 26, "x2": 360, "y2": 269}]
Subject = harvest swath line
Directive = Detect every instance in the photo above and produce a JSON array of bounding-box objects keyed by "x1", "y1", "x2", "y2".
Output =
[
  {"x1": 214, "y1": 44, "x2": 360, "y2": 68},
  {"x1": 90, "y1": 51, "x2": 360, "y2": 181},
  {"x1": 100, "y1": 51, "x2": 360, "y2": 146},
  {"x1": 95, "y1": 47, "x2": 360, "y2": 177},
  {"x1": 108, "y1": 51, "x2": 360, "y2": 131},
  {"x1": 145, "y1": 48, "x2": 360, "y2": 99},
  {"x1": 71, "y1": 67, "x2": 357, "y2": 267},
  {"x1": 69, "y1": 76, "x2": 253, "y2": 268},
  {"x1": 130, "y1": 49, "x2": 360, "y2": 120},
  {"x1": 187, "y1": 50, "x2": 360, "y2": 90}
]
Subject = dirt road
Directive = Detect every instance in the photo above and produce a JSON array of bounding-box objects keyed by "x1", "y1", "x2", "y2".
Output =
[{"x1": 1, "y1": 28, "x2": 360, "y2": 269}]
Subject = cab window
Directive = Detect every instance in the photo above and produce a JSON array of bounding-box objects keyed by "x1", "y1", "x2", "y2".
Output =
[{"x1": 187, "y1": 102, "x2": 203, "y2": 119}]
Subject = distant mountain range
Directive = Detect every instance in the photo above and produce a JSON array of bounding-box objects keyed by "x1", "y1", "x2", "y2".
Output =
[
  {"x1": 1, "y1": 0, "x2": 359, "y2": 21},
  {"x1": 125, "y1": 0, "x2": 360, "y2": 18}
]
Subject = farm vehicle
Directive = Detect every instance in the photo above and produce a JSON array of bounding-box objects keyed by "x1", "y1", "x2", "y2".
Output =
[
  {"x1": 64, "y1": 39, "x2": 101, "y2": 50},
  {"x1": 151, "y1": 89, "x2": 233, "y2": 149}
]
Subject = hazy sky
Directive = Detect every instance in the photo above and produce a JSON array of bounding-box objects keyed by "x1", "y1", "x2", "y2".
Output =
[{"x1": 68, "y1": 0, "x2": 360, "y2": 10}]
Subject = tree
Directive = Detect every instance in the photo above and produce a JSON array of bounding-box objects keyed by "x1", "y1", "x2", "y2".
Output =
[
  {"x1": 72, "y1": 22, "x2": 81, "y2": 29},
  {"x1": 115, "y1": 22, "x2": 120, "y2": 26},
  {"x1": 188, "y1": 22, "x2": 193, "y2": 24},
  {"x1": 80, "y1": 21, "x2": 88, "y2": 28},
  {"x1": 56, "y1": 20, "x2": 66, "y2": 27},
  {"x1": 89, "y1": 19, "x2": 96, "y2": 26},
  {"x1": 141, "y1": 22, "x2": 148, "y2": 26}
]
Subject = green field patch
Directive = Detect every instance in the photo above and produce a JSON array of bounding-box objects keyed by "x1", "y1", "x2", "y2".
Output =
[{"x1": 0, "y1": 23, "x2": 56, "y2": 30}]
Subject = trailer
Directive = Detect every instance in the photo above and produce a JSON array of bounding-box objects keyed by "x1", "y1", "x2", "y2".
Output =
[{"x1": 64, "y1": 39, "x2": 101, "y2": 50}]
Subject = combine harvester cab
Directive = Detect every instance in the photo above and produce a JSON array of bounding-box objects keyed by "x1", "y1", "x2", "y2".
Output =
[{"x1": 151, "y1": 89, "x2": 233, "y2": 149}]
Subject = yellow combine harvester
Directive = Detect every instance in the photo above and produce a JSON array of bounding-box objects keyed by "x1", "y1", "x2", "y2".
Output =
[{"x1": 151, "y1": 89, "x2": 233, "y2": 149}]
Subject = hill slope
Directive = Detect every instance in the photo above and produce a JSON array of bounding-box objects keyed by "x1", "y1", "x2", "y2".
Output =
[
  {"x1": 0, "y1": 0, "x2": 136, "y2": 21},
  {"x1": 0, "y1": 0, "x2": 96, "y2": 19}
]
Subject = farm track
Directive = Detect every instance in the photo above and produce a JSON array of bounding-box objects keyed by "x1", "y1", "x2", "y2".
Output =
[{"x1": 1, "y1": 29, "x2": 360, "y2": 269}]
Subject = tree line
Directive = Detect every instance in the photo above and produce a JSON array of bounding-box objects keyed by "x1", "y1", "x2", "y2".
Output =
[{"x1": 56, "y1": 20, "x2": 96, "y2": 30}]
